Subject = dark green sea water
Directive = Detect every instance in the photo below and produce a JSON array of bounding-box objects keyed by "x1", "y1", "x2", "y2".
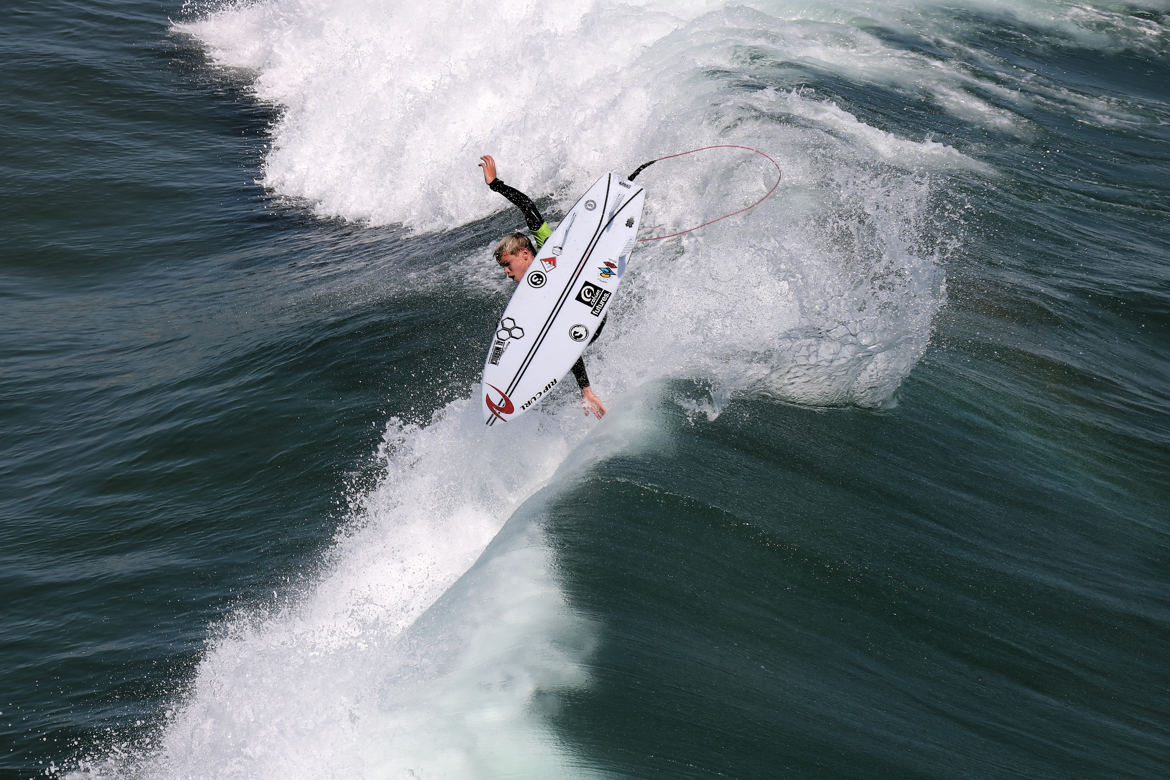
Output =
[{"x1": 2, "y1": 0, "x2": 1168, "y2": 777}]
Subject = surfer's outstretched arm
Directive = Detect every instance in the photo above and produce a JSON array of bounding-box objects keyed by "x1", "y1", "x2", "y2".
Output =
[{"x1": 480, "y1": 154, "x2": 549, "y2": 241}]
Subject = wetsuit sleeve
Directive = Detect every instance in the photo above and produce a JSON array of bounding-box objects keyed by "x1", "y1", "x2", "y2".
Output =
[
  {"x1": 489, "y1": 178, "x2": 552, "y2": 249},
  {"x1": 489, "y1": 178, "x2": 544, "y2": 233},
  {"x1": 570, "y1": 357, "x2": 590, "y2": 389}
]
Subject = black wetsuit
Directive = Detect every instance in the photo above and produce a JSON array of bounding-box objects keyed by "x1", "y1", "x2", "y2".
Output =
[{"x1": 490, "y1": 178, "x2": 603, "y2": 390}]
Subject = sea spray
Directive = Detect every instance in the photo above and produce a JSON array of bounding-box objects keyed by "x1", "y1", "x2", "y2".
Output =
[{"x1": 68, "y1": 398, "x2": 611, "y2": 778}]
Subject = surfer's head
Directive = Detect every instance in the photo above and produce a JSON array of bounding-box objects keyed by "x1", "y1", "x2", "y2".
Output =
[{"x1": 493, "y1": 232, "x2": 535, "y2": 282}]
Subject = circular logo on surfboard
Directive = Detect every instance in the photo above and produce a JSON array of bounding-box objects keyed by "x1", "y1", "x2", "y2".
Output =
[
  {"x1": 569, "y1": 324, "x2": 589, "y2": 342},
  {"x1": 527, "y1": 270, "x2": 546, "y2": 289},
  {"x1": 584, "y1": 199, "x2": 597, "y2": 211}
]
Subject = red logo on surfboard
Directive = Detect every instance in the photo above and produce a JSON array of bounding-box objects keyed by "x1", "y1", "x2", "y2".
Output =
[{"x1": 485, "y1": 384, "x2": 515, "y2": 422}]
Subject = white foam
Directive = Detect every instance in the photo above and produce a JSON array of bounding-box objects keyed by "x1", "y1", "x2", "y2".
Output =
[
  {"x1": 175, "y1": 0, "x2": 724, "y2": 232},
  {"x1": 69, "y1": 398, "x2": 623, "y2": 778}
]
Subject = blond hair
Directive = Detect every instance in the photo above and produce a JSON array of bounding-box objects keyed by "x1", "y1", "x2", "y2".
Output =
[{"x1": 493, "y1": 232, "x2": 534, "y2": 263}]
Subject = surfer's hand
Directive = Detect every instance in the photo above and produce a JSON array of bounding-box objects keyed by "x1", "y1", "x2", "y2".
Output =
[
  {"x1": 582, "y1": 387, "x2": 606, "y2": 419},
  {"x1": 479, "y1": 155, "x2": 497, "y2": 185}
]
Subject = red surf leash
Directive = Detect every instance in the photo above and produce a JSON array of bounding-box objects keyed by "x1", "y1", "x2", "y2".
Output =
[{"x1": 627, "y1": 144, "x2": 782, "y2": 242}]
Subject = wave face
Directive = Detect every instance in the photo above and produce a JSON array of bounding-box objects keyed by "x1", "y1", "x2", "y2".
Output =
[{"x1": 50, "y1": 0, "x2": 1168, "y2": 777}]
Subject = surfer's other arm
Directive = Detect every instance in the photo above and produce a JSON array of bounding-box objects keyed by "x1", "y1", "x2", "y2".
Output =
[{"x1": 572, "y1": 358, "x2": 606, "y2": 418}]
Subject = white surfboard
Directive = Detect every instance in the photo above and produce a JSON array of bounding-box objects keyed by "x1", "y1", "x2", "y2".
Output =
[{"x1": 482, "y1": 171, "x2": 646, "y2": 425}]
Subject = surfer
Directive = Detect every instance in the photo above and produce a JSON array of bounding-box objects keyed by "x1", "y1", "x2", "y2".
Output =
[{"x1": 479, "y1": 154, "x2": 607, "y2": 419}]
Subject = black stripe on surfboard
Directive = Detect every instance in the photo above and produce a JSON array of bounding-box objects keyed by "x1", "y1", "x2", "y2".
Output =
[{"x1": 488, "y1": 175, "x2": 644, "y2": 425}]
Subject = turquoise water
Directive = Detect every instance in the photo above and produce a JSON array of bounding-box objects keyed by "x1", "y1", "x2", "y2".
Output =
[{"x1": 2, "y1": 0, "x2": 1168, "y2": 777}]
